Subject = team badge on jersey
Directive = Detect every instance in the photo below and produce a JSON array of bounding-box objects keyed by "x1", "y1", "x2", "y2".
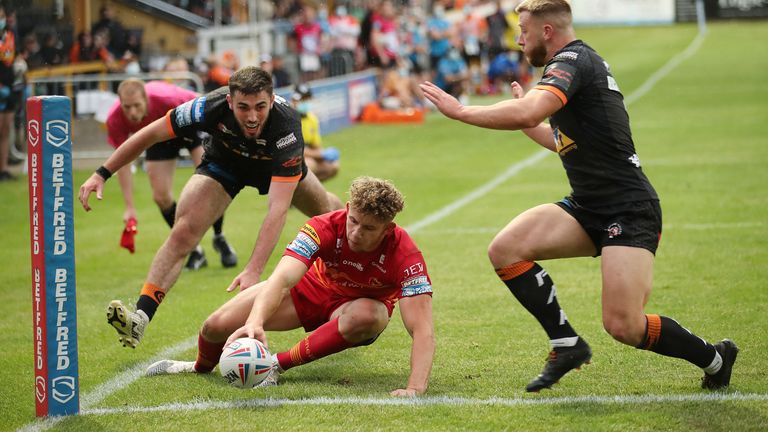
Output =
[{"x1": 553, "y1": 127, "x2": 577, "y2": 155}]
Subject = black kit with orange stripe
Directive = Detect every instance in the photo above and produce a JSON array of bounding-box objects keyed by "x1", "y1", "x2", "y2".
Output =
[
  {"x1": 536, "y1": 40, "x2": 658, "y2": 207},
  {"x1": 167, "y1": 86, "x2": 305, "y2": 181}
]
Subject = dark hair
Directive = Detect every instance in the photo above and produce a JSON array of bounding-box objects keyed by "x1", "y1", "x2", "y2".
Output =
[{"x1": 228, "y1": 66, "x2": 273, "y2": 97}]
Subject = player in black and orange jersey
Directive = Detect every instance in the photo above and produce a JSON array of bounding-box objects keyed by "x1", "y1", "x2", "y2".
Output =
[
  {"x1": 421, "y1": 0, "x2": 737, "y2": 392},
  {"x1": 79, "y1": 66, "x2": 343, "y2": 349},
  {"x1": 144, "y1": 177, "x2": 435, "y2": 397}
]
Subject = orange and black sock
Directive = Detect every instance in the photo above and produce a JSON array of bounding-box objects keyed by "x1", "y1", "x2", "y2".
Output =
[
  {"x1": 276, "y1": 318, "x2": 354, "y2": 371},
  {"x1": 637, "y1": 314, "x2": 718, "y2": 369},
  {"x1": 496, "y1": 261, "x2": 578, "y2": 344},
  {"x1": 194, "y1": 333, "x2": 225, "y2": 373},
  {"x1": 136, "y1": 282, "x2": 165, "y2": 321}
]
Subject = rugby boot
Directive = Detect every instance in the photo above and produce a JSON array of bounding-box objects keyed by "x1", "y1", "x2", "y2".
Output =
[
  {"x1": 526, "y1": 338, "x2": 592, "y2": 392},
  {"x1": 107, "y1": 300, "x2": 148, "y2": 348},
  {"x1": 212, "y1": 233, "x2": 238, "y2": 268},
  {"x1": 145, "y1": 360, "x2": 196, "y2": 376},
  {"x1": 185, "y1": 245, "x2": 208, "y2": 270},
  {"x1": 254, "y1": 355, "x2": 282, "y2": 388},
  {"x1": 702, "y1": 339, "x2": 739, "y2": 390}
]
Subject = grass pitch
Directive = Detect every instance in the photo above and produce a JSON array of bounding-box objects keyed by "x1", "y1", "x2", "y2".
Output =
[{"x1": 2, "y1": 21, "x2": 767, "y2": 431}]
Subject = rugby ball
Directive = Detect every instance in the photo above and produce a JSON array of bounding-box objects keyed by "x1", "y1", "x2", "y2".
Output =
[{"x1": 219, "y1": 338, "x2": 273, "y2": 388}]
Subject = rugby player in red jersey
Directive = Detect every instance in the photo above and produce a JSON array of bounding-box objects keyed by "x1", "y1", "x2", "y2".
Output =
[
  {"x1": 420, "y1": 0, "x2": 737, "y2": 392},
  {"x1": 145, "y1": 177, "x2": 435, "y2": 396}
]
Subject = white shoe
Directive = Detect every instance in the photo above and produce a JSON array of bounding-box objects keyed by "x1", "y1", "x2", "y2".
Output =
[
  {"x1": 254, "y1": 356, "x2": 282, "y2": 388},
  {"x1": 107, "y1": 300, "x2": 148, "y2": 348},
  {"x1": 145, "y1": 360, "x2": 196, "y2": 376}
]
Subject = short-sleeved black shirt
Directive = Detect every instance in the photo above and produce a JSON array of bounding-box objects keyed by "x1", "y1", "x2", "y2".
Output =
[
  {"x1": 166, "y1": 87, "x2": 305, "y2": 182},
  {"x1": 535, "y1": 40, "x2": 658, "y2": 206}
]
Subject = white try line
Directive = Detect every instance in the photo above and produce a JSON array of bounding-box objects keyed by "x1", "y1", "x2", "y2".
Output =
[
  {"x1": 78, "y1": 392, "x2": 768, "y2": 417},
  {"x1": 19, "y1": 24, "x2": 709, "y2": 432}
]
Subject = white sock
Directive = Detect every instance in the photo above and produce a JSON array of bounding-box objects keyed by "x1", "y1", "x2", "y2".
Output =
[
  {"x1": 551, "y1": 336, "x2": 579, "y2": 348},
  {"x1": 703, "y1": 350, "x2": 723, "y2": 375}
]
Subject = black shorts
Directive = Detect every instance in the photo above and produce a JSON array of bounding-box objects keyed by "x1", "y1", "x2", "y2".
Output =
[
  {"x1": 196, "y1": 158, "x2": 309, "y2": 199},
  {"x1": 145, "y1": 132, "x2": 207, "y2": 161},
  {"x1": 555, "y1": 197, "x2": 662, "y2": 256}
]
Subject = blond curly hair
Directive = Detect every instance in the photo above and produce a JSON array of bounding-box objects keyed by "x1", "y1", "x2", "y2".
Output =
[{"x1": 348, "y1": 176, "x2": 404, "y2": 222}]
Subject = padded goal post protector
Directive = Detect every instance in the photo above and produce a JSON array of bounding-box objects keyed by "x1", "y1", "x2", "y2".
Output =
[{"x1": 27, "y1": 96, "x2": 80, "y2": 417}]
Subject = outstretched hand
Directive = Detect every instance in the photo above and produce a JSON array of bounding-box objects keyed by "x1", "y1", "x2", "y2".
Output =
[
  {"x1": 510, "y1": 81, "x2": 525, "y2": 99},
  {"x1": 79, "y1": 173, "x2": 105, "y2": 211},
  {"x1": 419, "y1": 81, "x2": 464, "y2": 120},
  {"x1": 227, "y1": 269, "x2": 261, "y2": 292}
]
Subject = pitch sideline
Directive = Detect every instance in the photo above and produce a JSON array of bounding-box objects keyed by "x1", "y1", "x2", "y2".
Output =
[{"x1": 20, "y1": 25, "x2": 711, "y2": 432}]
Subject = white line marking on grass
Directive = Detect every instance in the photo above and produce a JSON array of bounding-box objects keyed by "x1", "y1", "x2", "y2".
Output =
[
  {"x1": 18, "y1": 337, "x2": 196, "y2": 432},
  {"x1": 18, "y1": 25, "x2": 710, "y2": 432},
  {"x1": 405, "y1": 150, "x2": 549, "y2": 234},
  {"x1": 73, "y1": 392, "x2": 768, "y2": 416}
]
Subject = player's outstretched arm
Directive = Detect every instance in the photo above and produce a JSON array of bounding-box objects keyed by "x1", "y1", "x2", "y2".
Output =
[
  {"x1": 79, "y1": 118, "x2": 172, "y2": 211},
  {"x1": 227, "y1": 180, "x2": 298, "y2": 292},
  {"x1": 391, "y1": 294, "x2": 435, "y2": 397},
  {"x1": 225, "y1": 256, "x2": 307, "y2": 347},
  {"x1": 419, "y1": 80, "x2": 562, "y2": 132},
  {"x1": 509, "y1": 81, "x2": 558, "y2": 152}
]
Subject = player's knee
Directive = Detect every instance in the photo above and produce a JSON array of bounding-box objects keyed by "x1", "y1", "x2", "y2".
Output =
[
  {"x1": 342, "y1": 302, "x2": 388, "y2": 340},
  {"x1": 168, "y1": 219, "x2": 203, "y2": 251},
  {"x1": 487, "y1": 238, "x2": 524, "y2": 269},
  {"x1": 201, "y1": 313, "x2": 228, "y2": 341},
  {"x1": 602, "y1": 314, "x2": 644, "y2": 346}
]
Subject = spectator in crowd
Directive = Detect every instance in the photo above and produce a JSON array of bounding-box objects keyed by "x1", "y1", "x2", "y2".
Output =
[
  {"x1": 293, "y1": 4, "x2": 326, "y2": 82},
  {"x1": 357, "y1": 0, "x2": 379, "y2": 67},
  {"x1": 401, "y1": 6, "x2": 429, "y2": 83},
  {"x1": 164, "y1": 56, "x2": 196, "y2": 90},
  {"x1": 486, "y1": 0, "x2": 510, "y2": 61},
  {"x1": 0, "y1": 5, "x2": 15, "y2": 180},
  {"x1": 434, "y1": 36, "x2": 469, "y2": 104},
  {"x1": 70, "y1": 31, "x2": 112, "y2": 64},
  {"x1": 379, "y1": 66, "x2": 420, "y2": 109},
  {"x1": 368, "y1": 0, "x2": 400, "y2": 68},
  {"x1": 39, "y1": 31, "x2": 65, "y2": 67},
  {"x1": 328, "y1": 3, "x2": 360, "y2": 74},
  {"x1": 458, "y1": 2, "x2": 487, "y2": 94},
  {"x1": 259, "y1": 54, "x2": 292, "y2": 89},
  {"x1": 206, "y1": 50, "x2": 238, "y2": 92},
  {"x1": 292, "y1": 84, "x2": 339, "y2": 181},
  {"x1": 92, "y1": 5, "x2": 127, "y2": 59},
  {"x1": 21, "y1": 33, "x2": 44, "y2": 70},
  {"x1": 426, "y1": 2, "x2": 452, "y2": 79}
]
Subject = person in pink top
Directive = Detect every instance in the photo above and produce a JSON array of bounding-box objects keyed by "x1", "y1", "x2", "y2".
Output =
[
  {"x1": 106, "y1": 79, "x2": 237, "y2": 269},
  {"x1": 145, "y1": 176, "x2": 435, "y2": 396}
]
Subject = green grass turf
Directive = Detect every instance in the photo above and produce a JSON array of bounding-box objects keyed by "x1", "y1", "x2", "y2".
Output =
[{"x1": 2, "y1": 21, "x2": 767, "y2": 431}]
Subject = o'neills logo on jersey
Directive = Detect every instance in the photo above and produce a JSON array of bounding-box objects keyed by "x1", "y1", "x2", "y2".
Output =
[
  {"x1": 276, "y1": 133, "x2": 297, "y2": 149},
  {"x1": 553, "y1": 51, "x2": 578, "y2": 62},
  {"x1": 343, "y1": 260, "x2": 364, "y2": 271}
]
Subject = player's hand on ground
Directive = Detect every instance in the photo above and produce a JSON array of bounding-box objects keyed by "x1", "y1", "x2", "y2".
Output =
[
  {"x1": 510, "y1": 81, "x2": 525, "y2": 99},
  {"x1": 226, "y1": 269, "x2": 261, "y2": 292},
  {"x1": 78, "y1": 173, "x2": 105, "y2": 211},
  {"x1": 390, "y1": 388, "x2": 422, "y2": 398},
  {"x1": 419, "y1": 81, "x2": 463, "y2": 120}
]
